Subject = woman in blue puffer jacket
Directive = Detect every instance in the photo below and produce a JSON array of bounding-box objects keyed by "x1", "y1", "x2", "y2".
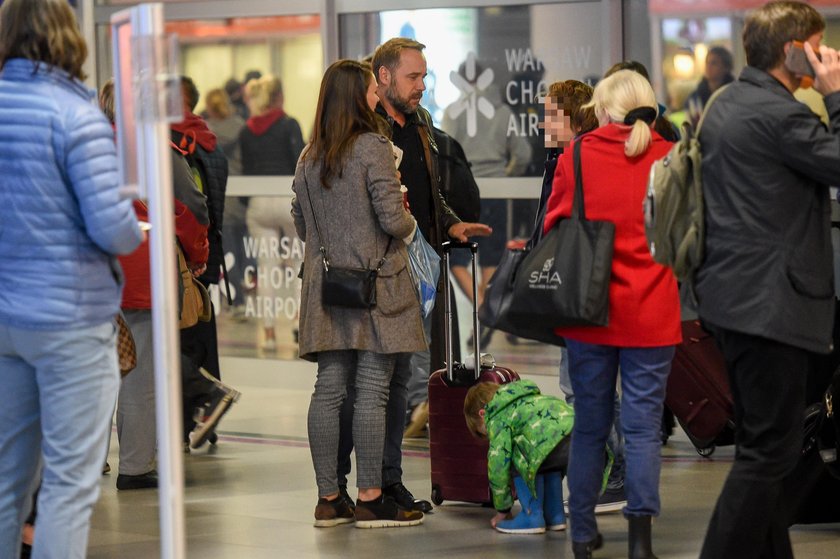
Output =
[{"x1": 0, "y1": 1, "x2": 143, "y2": 558}]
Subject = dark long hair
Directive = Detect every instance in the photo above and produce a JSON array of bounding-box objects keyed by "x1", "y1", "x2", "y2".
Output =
[{"x1": 306, "y1": 59, "x2": 382, "y2": 189}]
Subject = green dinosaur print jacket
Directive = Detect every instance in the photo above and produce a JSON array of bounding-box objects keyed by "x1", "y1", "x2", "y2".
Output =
[{"x1": 485, "y1": 380, "x2": 574, "y2": 512}]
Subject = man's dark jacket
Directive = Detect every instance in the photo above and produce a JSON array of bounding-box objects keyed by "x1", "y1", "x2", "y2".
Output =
[
  {"x1": 375, "y1": 104, "x2": 461, "y2": 250},
  {"x1": 433, "y1": 126, "x2": 481, "y2": 223},
  {"x1": 696, "y1": 66, "x2": 840, "y2": 354},
  {"x1": 376, "y1": 104, "x2": 463, "y2": 370}
]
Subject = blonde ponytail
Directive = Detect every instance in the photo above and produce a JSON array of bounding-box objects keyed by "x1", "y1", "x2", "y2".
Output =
[
  {"x1": 626, "y1": 119, "x2": 652, "y2": 158},
  {"x1": 587, "y1": 70, "x2": 659, "y2": 158}
]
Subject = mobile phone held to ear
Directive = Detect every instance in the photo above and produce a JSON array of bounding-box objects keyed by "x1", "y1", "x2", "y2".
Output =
[{"x1": 785, "y1": 40, "x2": 817, "y2": 78}]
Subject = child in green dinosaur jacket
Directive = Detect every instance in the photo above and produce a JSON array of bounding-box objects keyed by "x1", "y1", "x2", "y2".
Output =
[{"x1": 464, "y1": 379, "x2": 574, "y2": 534}]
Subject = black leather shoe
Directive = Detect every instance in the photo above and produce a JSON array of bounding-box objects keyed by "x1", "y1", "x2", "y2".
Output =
[
  {"x1": 384, "y1": 482, "x2": 433, "y2": 513},
  {"x1": 572, "y1": 533, "x2": 603, "y2": 559},
  {"x1": 338, "y1": 484, "x2": 356, "y2": 513},
  {"x1": 116, "y1": 471, "x2": 158, "y2": 490}
]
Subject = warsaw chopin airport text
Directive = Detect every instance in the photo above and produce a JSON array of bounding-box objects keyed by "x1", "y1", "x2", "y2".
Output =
[{"x1": 241, "y1": 234, "x2": 303, "y2": 321}]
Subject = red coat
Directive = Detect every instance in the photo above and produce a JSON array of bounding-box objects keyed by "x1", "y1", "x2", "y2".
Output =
[
  {"x1": 119, "y1": 198, "x2": 209, "y2": 310},
  {"x1": 543, "y1": 124, "x2": 681, "y2": 347}
]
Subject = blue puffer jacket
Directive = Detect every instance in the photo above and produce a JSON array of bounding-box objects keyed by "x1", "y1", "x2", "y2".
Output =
[{"x1": 0, "y1": 59, "x2": 142, "y2": 330}]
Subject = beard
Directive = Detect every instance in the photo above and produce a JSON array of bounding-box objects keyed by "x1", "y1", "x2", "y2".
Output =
[{"x1": 385, "y1": 82, "x2": 421, "y2": 115}]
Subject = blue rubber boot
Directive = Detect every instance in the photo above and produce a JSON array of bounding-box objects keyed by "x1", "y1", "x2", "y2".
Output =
[
  {"x1": 496, "y1": 476, "x2": 546, "y2": 534},
  {"x1": 543, "y1": 472, "x2": 567, "y2": 530}
]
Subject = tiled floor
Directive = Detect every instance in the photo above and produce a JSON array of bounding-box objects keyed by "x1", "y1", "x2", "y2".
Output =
[{"x1": 87, "y1": 357, "x2": 840, "y2": 558}]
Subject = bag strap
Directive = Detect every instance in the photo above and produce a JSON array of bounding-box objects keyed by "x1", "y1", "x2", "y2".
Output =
[
  {"x1": 527, "y1": 140, "x2": 587, "y2": 246},
  {"x1": 694, "y1": 83, "x2": 729, "y2": 138},
  {"x1": 300, "y1": 165, "x2": 330, "y2": 269},
  {"x1": 300, "y1": 160, "x2": 392, "y2": 273},
  {"x1": 572, "y1": 139, "x2": 587, "y2": 221}
]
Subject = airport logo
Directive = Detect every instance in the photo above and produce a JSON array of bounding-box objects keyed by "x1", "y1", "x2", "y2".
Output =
[{"x1": 446, "y1": 52, "x2": 495, "y2": 138}]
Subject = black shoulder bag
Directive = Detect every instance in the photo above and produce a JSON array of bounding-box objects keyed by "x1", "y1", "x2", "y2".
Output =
[
  {"x1": 302, "y1": 167, "x2": 391, "y2": 309},
  {"x1": 507, "y1": 140, "x2": 615, "y2": 328}
]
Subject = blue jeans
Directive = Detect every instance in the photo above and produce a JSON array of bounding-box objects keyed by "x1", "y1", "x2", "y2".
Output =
[
  {"x1": 565, "y1": 340, "x2": 674, "y2": 543},
  {"x1": 559, "y1": 346, "x2": 625, "y2": 488},
  {"x1": 0, "y1": 321, "x2": 120, "y2": 559}
]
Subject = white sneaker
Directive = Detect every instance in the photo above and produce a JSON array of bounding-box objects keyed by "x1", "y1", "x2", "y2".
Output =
[{"x1": 594, "y1": 487, "x2": 627, "y2": 514}]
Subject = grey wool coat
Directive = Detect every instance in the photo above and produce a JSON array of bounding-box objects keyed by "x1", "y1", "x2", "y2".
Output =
[{"x1": 291, "y1": 133, "x2": 427, "y2": 361}]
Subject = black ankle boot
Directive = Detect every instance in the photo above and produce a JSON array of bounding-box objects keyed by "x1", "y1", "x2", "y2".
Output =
[
  {"x1": 572, "y1": 533, "x2": 603, "y2": 559},
  {"x1": 628, "y1": 515, "x2": 658, "y2": 559}
]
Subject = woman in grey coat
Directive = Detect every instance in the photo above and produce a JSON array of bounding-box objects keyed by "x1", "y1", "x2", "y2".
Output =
[{"x1": 291, "y1": 59, "x2": 427, "y2": 529}]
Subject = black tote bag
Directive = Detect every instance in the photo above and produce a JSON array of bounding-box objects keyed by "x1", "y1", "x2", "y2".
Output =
[
  {"x1": 478, "y1": 146, "x2": 565, "y2": 346},
  {"x1": 478, "y1": 243, "x2": 566, "y2": 346},
  {"x1": 506, "y1": 141, "x2": 615, "y2": 328}
]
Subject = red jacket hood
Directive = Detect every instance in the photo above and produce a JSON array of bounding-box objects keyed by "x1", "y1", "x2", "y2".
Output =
[
  {"x1": 172, "y1": 112, "x2": 217, "y2": 152},
  {"x1": 247, "y1": 108, "x2": 285, "y2": 136}
]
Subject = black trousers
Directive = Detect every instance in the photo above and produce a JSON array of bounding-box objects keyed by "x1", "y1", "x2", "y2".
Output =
[
  {"x1": 180, "y1": 302, "x2": 221, "y2": 379},
  {"x1": 537, "y1": 436, "x2": 570, "y2": 475},
  {"x1": 181, "y1": 302, "x2": 221, "y2": 438},
  {"x1": 699, "y1": 328, "x2": 811, "y2": 559}
]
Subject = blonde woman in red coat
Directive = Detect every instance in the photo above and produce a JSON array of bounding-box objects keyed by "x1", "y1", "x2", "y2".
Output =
[{"x1": 542, "y1": 70, "x2": 681, "y2": 559}]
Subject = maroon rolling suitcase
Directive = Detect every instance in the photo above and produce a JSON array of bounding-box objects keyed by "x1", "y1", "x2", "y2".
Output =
[
  {"x1": 665, "y1": 320, "x2": 735, "y2": 456},
  {"x1": 428, "y1": 241, "x2": 520, "y2": 506}
]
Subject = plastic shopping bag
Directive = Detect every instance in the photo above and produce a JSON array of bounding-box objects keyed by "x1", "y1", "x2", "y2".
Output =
[{"x1": 407, "y1": 229, "x2": 441, "y2": 319}]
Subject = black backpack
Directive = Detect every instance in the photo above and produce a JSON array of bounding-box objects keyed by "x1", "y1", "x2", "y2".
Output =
[{"x1": 433, "y1": 127, "x2": 481, "y2": 223}]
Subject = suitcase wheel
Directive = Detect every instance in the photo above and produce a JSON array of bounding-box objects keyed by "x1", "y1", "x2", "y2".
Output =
[
  {"x1": 431, "y1": 485, "x2": 443, "y2": 506},
  {"x1": 696, "y1": 445, "x2": 716, "y2": 458}
]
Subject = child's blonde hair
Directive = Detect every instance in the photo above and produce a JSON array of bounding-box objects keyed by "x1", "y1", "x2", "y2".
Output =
[{"x1": 463, "y1": 382, "x2": 502, "y2": 440}]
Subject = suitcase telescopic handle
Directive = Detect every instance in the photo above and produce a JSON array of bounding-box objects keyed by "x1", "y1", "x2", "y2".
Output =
[
  {"x1": 443, "y1": 241, "x2": 479, "y2": 252},
  {"x1": 441, "y1": 241, "x2": 480, "y2": 382}
]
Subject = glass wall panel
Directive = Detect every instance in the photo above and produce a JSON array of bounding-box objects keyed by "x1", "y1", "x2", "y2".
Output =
[
  {"x1": 94, "y1": 12, "x2": 320, "y2": 360},
  {"x1": 83, "y1": 0, "x2": 840, "y2": 364},
  {"x1": 218, "y1": 194, "x2": 303, "y2": 359},
  {"x1": 341, "y1": 3, "x2": 607, "y2": 178},
  {"x1": 96, "y1": 15, "x2": 321, "y2": 144}
]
